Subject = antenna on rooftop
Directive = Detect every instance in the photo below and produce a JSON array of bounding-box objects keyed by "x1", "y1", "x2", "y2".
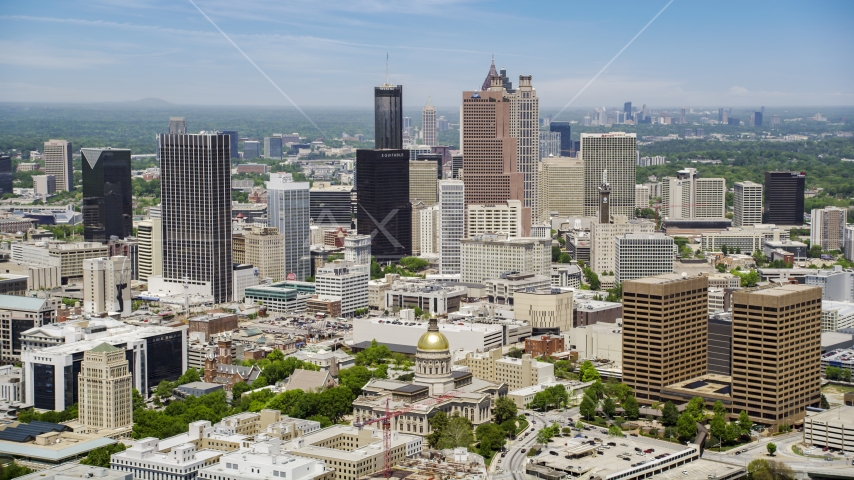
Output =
[{"x1": 385, "y1": 53, "x2": 389, "y2": 85}]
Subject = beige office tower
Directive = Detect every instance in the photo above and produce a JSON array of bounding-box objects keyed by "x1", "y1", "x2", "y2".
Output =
[
  {"x1": 467, "y1": 200, "x2": 524, "y2": 238},
  {"x1": 539, "y1": 156, "x2": 583, "y2": 219},
  {"x1": 461, "y1": 78, "x2": 529, "y2": 235},
  {"x1": 507, "y1": 75, "x2": 540, "y2": 221},
  {"x1": 810, "y1": 207, "x2": 848, "y2": 251},
  {"x1": 78, "y1": 343, "x2": 133, "y2": 434},
  {"x1": 243, "y1": 226, "x2": 286, "y2": 282},
  {"x1": 581, "y1": 133, "x2": 636, "y2": 218},
  {"x1": 661, "y1": 168, "x2": 726, "y2": 219},
  {"x1": 43, "y1": 139, "x2": 74, "y2": 191},
  {"x1": 83, "y1": 257, "x2": 131, "y2": 317},
  {"x1": 622, "y1": 274, "x2": 709, "y2": 403},
  {"x1": 419, "y1": 205, "x2": 440, "y2": 255},
  {"x1": 411, "y1": 200, "x2": 428, "y2": 256},
  {"x1": 635, "y1": 184, "x2": 651, "y2": 209},
  {"x1": 137, "y1": 218, "x2": 162, "y2": 281},
  {"x1": 409, "y1": 160, "x2": 439, "y2": 205},
  {"x1": 731, "y1": 285, "x2": 821, "y2": 426},
  {"x1": 733, "y1": 181, "x2": 763, "y2": 227},
  {"x1": 422, "y1": 97, "x2": 437, "y2": 146}
]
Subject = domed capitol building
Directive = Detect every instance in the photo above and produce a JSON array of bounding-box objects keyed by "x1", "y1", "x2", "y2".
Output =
[{"x1": 352, "y1": 318, "x2": 508, "y2": 436}]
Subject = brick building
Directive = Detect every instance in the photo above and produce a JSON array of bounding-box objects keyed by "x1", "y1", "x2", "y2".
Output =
[
  {"x1": 524, "y1": 334, "x2": 565, "y2": 358},
  {"x1": 189, "y1": 313, "x2": 239, "y2": 342}
]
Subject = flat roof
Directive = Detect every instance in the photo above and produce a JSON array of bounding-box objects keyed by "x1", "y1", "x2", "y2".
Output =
[
  {"x1": 626, "y1": 273, "x2": 694, "y2": 285},
  {"x1": 805, "y1": 406, "x2": 854, "y2": 424},
  {"x1": 649, "y1": 459, "x2": 744, "y2": 479},
  {"x1": 746, "y1": 284, "x2": 819, "y2": 297},
  {"x1": 0, "y1": 434, "x2": 115, "y2": 462}
]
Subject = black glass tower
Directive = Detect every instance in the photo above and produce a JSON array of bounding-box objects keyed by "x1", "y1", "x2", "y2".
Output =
[
  {"x1": 356, "y1": 149, "x2": 411, "y2": 260},
  {"x1": 754, "y1": 112, "x2": 763, "y2": 127},
  {"x1": 81, "y1": 148, "x2": 133, "y2": 243},
  {"x1": 623, "y1": 102, "x2": 633, "y2": 121},
  {"x1": 374, "y1": 85, "x2": 403, "y2": 149},
  {"x1": 219, "y1": 130, "x2": 239, "y2": 159},
  {"x1": 0, "y1": 156, "x2": 12, "y2": 196},
  {"x1": 764, "y1": 171, "x2": 805, "y2": 225},
  {"x1": 550, "y1": 122, "x2": 572, "y2": 156}
]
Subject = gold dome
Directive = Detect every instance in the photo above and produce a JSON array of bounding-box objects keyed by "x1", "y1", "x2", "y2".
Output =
[
  {"x1": 417, "y1": 317, "x2": 450, "y2": 351},
  {"x1": 417, "y1": 330, "x2": 450, "y2": 351}
]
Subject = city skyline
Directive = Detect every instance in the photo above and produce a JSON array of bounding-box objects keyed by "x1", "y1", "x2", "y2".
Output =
[{"x1": 0, "y1": 1, "x2": 851, "y2": 107}]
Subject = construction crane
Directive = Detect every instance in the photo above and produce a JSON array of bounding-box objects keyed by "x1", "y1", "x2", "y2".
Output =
[{"x1": 354, "y1": 390, "x2": 461, "y2": 478}]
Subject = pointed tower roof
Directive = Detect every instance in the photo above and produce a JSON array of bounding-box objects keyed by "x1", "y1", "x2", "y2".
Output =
[
  {"x1": 481, "y1": 57, "x2": 499, "y2": 91},
  {"x1": 90, "y1": 342, "x2": 119, "y2": 353},
  {"x1": 423, "y1": 96, "x2": 435, "y2": 110}
]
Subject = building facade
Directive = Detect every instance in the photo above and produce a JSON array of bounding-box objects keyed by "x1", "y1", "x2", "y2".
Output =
[
  {"x1": 43, "y1": 139, "x2": 74, "y2": 192},
  {"x1": 137, "y1": 218, "x2": 162, "y2": 282},
  {"x1": 589, "y1": 217, "x2": 655, "y2": 275},
  {"x1": 315, "y1": 261, "x2": 369, "y2": 316},
  {"x1": 267, "y1": 173, "x2": 311, "y2": 281},
  {"x1": 764, "y1": 171, "x2": 805, "y2": 225},
  {"x1": 581, "y1": 133, "x2": 636, "y2": 218},
  {"x1": 78, "y1": 343, "x2": 133, "y2": 435},
  {"x1": 356, "y1": 149, "x2": 412, "y2": 261},
  {"x1": 660, "y1": 168, "x2": 726, "y2": 220},
  {"x1": 466, "y1": 200, "x2": 524, "y2": 239},
  {"x1": 539, "y1": 156, "x2": 584, "y2": 219},
  {"x1": 615, "y1": 233, "x2": 675, "y2": 283},
  {"x1": 421, "y1": 98, "x2": 437, "y2": 146},
  {"x1": 409, "y1": 160, "x2": 438, "y2": 205},
  {"x1": 82, "y1": 256, "x2": 131, "y2": 317},
  {"x1": 81, "y1": 148, "x2": 133, "y2": 243},
  {"x1": 811, "y1": 207, "x2": 848, "y2": 251},
  {"x1": 375, "y1": 84, "x2": 403, "y2": 150},
  {"x1": 460, "y1": 235, "x2": 551, "y2": 284},
  {"x1": 733, "y1": 181, "x2": 763, "y2": 227},
  {"x1": 438, "y1": 180, "x2": 464, "y2": 275}
]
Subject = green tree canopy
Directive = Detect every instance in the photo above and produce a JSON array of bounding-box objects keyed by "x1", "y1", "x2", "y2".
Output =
[
  {"x1": 661, "y1": 401, "x2": 679, "y2": 427},
  {"x1": 676, "y1": 412, "x2": 697, "y2": 441}
]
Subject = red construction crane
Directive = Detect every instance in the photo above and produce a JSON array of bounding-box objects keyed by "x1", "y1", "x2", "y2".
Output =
[{"x1": 354, "y1": 390, "x2": 461, "y2": 478}]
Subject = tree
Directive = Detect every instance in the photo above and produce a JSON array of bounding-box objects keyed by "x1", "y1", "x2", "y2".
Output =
[
  {"x1": 493, "y1": 396, "x2": 518, "y2": 424},
  {"x1": 575, "y1": 420, "x2": 584, "y2": 430},
  {"x1": 439, "y1": 415, "x2": 474, "y2": 450},
  {"x1": 713, "y1": 400, "x2": 727, "y2": 418},
  {"x1": 536, "y1": 428, "x2": 553, "y2": 445},
  {"x1": 0, "y1": 462, "x2": 33, "y2": 480},
  {"x1": 558, "y1": 252, "x2": 572, "y2": 263},
  {"x1": 355, "y1": 339, "x2": 391, "y2": 366},
  {"x1": 552, "y1": 245, "x2": 562, "y2": 262},
  {"x1": 766, "y1": 442, "x2": 776, "y2": 457},
  {"x1": 307, "y1": 415, "x2": 333, "y2": 428},
  {"x1": 721, "y1": 244, "x2": 729, "y2": 256},
  {"x1": 747, "y1": 459, "x2": 795, "y2": 480},
  {"x1": 561, "y1": 427, "x2": 572, "y2": 436},
  {"x1": 676, "y1": 412, "x2": 697, "y2": 441},
  {"x1": 506, "y1": 347, "x2": 524, "y2": 359},
  {"x1": 662, "y1": 401, "x2": 679, "y2": 427},
  {"x1": 501, "y1": 419, "x2": 518, "y2": 437},
  {"x1": 587, "y1": 379, "x2": 605, "y2": 399},
  {"x1": 475, "y1": 423, "x2": 505, "y2": 456},
  {"x1": 579, "y1": 360, "x2": 601, "y2": 382},
  {"x1": 724, "y1": 423, "x2": 740, "y2": 444},
  {"x1": 709, "y1": 414, "x2": 727, "y2": 443},
  {"x1": 580, "y1": 394, "x2": 596, "y2": 420},
  {"x1": 738, "y1": 410, "x2": 753, "y2": 435},
  {"x1": 808, "y1": 244, "x2": 823, "y2": 258},
  {"x1": 686, "y1": 397, "x2": 707, "y2": 421},
  {"x1": 605, "y1": 382, "x2": 633, "y2": 403},
  {"x1": 267, "y1": 349, "x2": 285, "y2": 362},
  {"x1": 622, "y1": 395, "x2": 640, "y2": 420},
  {"x1": 820, "y1": 393, "x2": 830, "y2": 409},
  {"x1": 602, "y1": 397, "x2": 616, "y2": 418},
  {"x1": 132, "y1": 388, "x2": 145, "y2": 411},
  {"x1": 426, "y1": 411, "x2": 448, "y2": 448},
  {"x1": 338, "y1": 365, "x2": 376, "y2": 397},
  {"x1": 80, "y1": 443, "x2": 127, "y2": 467},
  {"x1": 608, "y1": 425, "x2": 623, "y2": 437},
  {"x1": 231, "y1": 382, "x2": 251, "y2": 398}
]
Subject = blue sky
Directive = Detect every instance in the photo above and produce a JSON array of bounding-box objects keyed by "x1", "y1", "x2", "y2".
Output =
[{"x1": 1, "y1": 0, "x2": 852, "y2": 108}]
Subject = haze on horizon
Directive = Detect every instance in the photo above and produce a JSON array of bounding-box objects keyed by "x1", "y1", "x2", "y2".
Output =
[{"x1": 1, "y1": 0, "x2": 852, "y2": 109}]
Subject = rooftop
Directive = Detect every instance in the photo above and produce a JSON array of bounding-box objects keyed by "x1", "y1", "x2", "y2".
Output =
[
  {"x1": 745, "y1": 284, "x2": 819, "y2": 297},
  {"x1": 0, "y1": 295, "x2": 53, "y2": 311},
  {"x1": 805, "y1": 406, "x2": 854, "y2": 424},
  {"x1": 17, "y1": 464, "x2": 131, "y2": 480}
]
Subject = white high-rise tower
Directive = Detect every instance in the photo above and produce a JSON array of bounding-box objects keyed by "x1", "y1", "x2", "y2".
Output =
[
  {"x1": 582, "y1": 132, "x2": 636, "y2": 218},
  {"x1": 422, "y1": 97, "x2": 437, "y2": 147},
  {"x1": 733, "y1": 181, "x2": 763, "y2": 227},
  {"x1": 267, "y1": 173, "x2": 311, "y2": 281},
  {"x1": 438, "y1": 180, "x2": 465, "y2": 274},
  {"x1": 43, "y1": 139, "x2": 74, "y2": 192},
  {"x1": 509, "y1": 75, "x2": 540, "y2": 221}
]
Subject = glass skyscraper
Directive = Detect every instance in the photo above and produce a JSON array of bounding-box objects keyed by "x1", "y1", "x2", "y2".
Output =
[
  {"x1": 356, "y1": 149, "x2": 411, "y2": 260},
  {"x1": 550, "y1": 122, "x2": 573, "y2": 156},
  {"x1": 81, "y1": 148, "x2": 133, "y2": 243},
  {"x1": 267, "y1": 173, "x2": 311, "y2": 281},
  {"x1": 374, "y1": 85, "x2": 403, "y2": 149}
]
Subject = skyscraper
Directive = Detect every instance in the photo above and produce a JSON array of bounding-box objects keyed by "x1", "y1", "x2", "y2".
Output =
[
  {"x1": 422, "y1": 98, "x2": 437, "y2": 146},
  {"x1": 137, "y1": 218, "x2": 162, "y2": 281},
  {"x1": 375, "y1": 85, "x2": 403, "y2": 150},
  {"x1": 83, "y1": 256, "x2": 131, "y2": 317},
  {"x1": 660, "y1": 168, "x2": 726, "y2": 220},
  {"x1": 356, "y1": 149, "x2": 412, "y2": 260},
  {"x1": 549, "y1": 122, "x2": 572, "y2": 156},
  {"x1": 754, "y1": 111, "x2": 763, "y2": 127},
  {"x1": 0, "y1": 155, "x2": 12, "y2": 196},
  {"x1": 731, "y1": 285, "x2": 822, "y2": 426},
  {"x1": 168, "y1": 117, "x2": 186, "y2": 134},
  {"x1": 733, "y1": 181, "x2": 763, "y2": 227},
  {"x1": 78, "y1": 343, "x2": 133, "y2": 433},
  {"x1": 461, "y1": 76, "x2": 529, "y2": 235},
  {"x1": 43, "y1": 139, "x2": 74, "y2": 192},
  {"x1": 243, "y1": 140, "x2": 260, "y2": 160},
  {"x1": 718, "y1": 108, "x2": 724, "y2": 122},
  {"x1": 622, "y1": 274, "x2": 709, "y2": 403},
  {"x1": 581, "y1": 133, "x2": 636, "y2": 218},
  {"x1": 764, "y1": 171, "x2": 805, "y2": 225},
  {"x1": 539, "y1": 131, "x2": 561, "y2": 159},
  {"x1": 409, "y1": 160, "x2": 439, "y2": 205},
  {"x1": 219, "y1": 130, "x2": 239, "y2": 160},
  {"x1": 508, "y1": 75, "x2": 539, "y2": 220},
  {"x1": 267, "y1": 173, "x2": 310, "y2": 281},
  {"x1": 539, "y1": 156, "x2": 583, "y2": 219},
  {"x1": 623, "y1": 102, "x2": 633, "y2": 122},
  {"x1": 264, "y1": 136, "x2": 283, "y2": 160},
  {"x1": 159, "y1": 133, "x2": 232, "y2": 303},
  {"x1": 81, "y1": 148, "x2": 132, "y2": 243},
  {"x1": 810, "y1": 207, "x2": 848, "y2": 251},
  {"x1": 438, "y1": 180, "x2": 464, "y2": 275}
]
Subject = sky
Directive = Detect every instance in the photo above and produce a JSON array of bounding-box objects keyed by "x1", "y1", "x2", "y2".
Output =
[{"x1": 1, "y1": 0, "x2": 853, "y2": 109}]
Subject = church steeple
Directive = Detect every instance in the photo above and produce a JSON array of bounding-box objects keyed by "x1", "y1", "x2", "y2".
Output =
[{"x1": 481, "y1": 56, "x2": 499, "y2": 91}]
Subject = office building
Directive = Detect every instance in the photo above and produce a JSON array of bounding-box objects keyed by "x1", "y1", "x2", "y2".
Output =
[
  {"x1": 550, "y1": 122, "x2": 572, "y2": 156},
  {"x1": 243, "y1": 282, "x2": 313, "y2": 313},
  {"x1": 846, "y1": 226, "x2": 854, "y2": 262},
  {"x1": 315, "y1": 261, "x2": 369, "y2": 316},
  {"x1": 0, "y1": 296, "x2": 59, "y2": 365},
  {"x1": 635, "y1": 184, "x2": 650, "y2": 209},
  {"x1": 623, "y1": 102, "x2": 633, "y2": 122},
  {"x1": 409, "y1": 160, "x2": 438, "y2": 205},
  {"x1": 660, "y1": 168, "x2": 726, "y2": 220},
  {"x1": 464, "y1": 349, "x2": 553, "y2": 390},
  {"x1": 731, "y1": 285, "x2": 822, "y2": 425},
  {"x1": 805, "y1": 267, "x2": 854, "y2": 302},
  {"x1": 159, "y1": 133, "x2": 232, "y2": 303},
  {"x1": 622, "y1": 274, "x2": 708, "y2": 403},
  {"x1": 754, "y1": 111, "x2": 763, "y2": 127},
  {"x1": 385, "y1": 280, "x2": 467, "y2": 316},
  {"x1": 436, "y1": 180, "x2": 464, "y2": 275},
  {"x1": 310, "y1": 184, "x2": 352, "y2": 228},
  {"x1": 484, "y1": 272, "x2": 550, "y2": 305},
  {"x1": 137, "y1": 218, "x2": 162, "y2": 282},
  {"x1": 81, "y1": 148, "x2": 132, "y2": 243},
  {"x1": 461, "y1": 78, "x2": 529, "y2": 234},
  {"x1": 82, "y1": 257, "x2": 131, "y2": 317},
  {"x1": 418, "y1": 205, "x2": 439, "y2": 255},
  {"x1": 198, "y1": 441, "x2": 332, "y2": 480},
  {"x1": 267, "y1": 173, "x2": 310, "y2": 281},
  {"x1": 589, "y1": 217, "x2": 655, "y2": 275},
  {"x1": 243, "y1": 140, "x2": 260, "y2": 160},
  {"x1": 375, "y1": 84, "x2": 403, "y2": 150},
  {"x1": 12, "y1": 241, "x2": 109, "y2": 280},
  {"x1": 764, "y1": 171, "x2": 805, "y2": 225},
  {"x1": 451, "y1": 153, "x2": 463, "y2": 179},
  {"x1": 111, "y1": 438, "x2": 221, "y2": 480},
  {"x1": 733, "y1": 181, "x2": 763, "y2": 227},
  {"x1": 460, "y1": 234, "x2": 551, "y2": 283},
  {"x1": 78, "y1": 343, "x2": 133, "y2": 434},
  {"x1": 0, "y1": 156, "x2": 11, "y2": 196},
  {"x1": 811, "y1": 207, "x2": 848, "y2": 251},
  {"x1": 22, "y1": 323, "x2": 186, "y2": 410},
  {"x1": 421, "y1": 98, "x2": 437, "y2": 146},
  {"x1": 514, "y1": 288, "x2": 573, "y2": 334},
  {"x1": 356, "y1": 149, "x2": 412, "y2": 261},
  {"x1": 242, "y1": 226, "x2": 286, "y2": 282},
  {"x1": 264, "y1": 136, "x2": 283, "y2": 160},
  {"x1": 539, "y1": 156, "x2": 584, "y2": 219},
  {"x1": 581, "y1": 133, "x2": 636, "y2": 218},
  {"x1": 615, "y1": 233, "x2": 675, "y2": 283},
  {"x1": 708, "y1": 312, "x2": 732, "y2": 375},
  {"x1": 34, "y1": 174, "x2": 56, "y2": 196},
  {"x1": 539, "y1": 131, "x2": 561, "y2": 159},
  {"x1": 353, "y1": 317, "x2": 505, "y2": 352},
  {"x1": 218, "y1": 130, "x2": 239, "y2": 160},
  {"x1": 699, "y1": 224, "x2": 787, "y2": 254},
  {"x1": 43, "y1": 139, "x2": 74, "y2": 192},
  {"x1": 168, "y1": 117, "x2": 186, "y2": 134},
  {"x1": 507, "y1": 75, "x2": 539, "y2": 220},
  {"x1": 343, "y1": 234, "x2": 371, "y2": 265},
  {"x1": 466, "y1": 200, "x2": 524, "y2": 238}
]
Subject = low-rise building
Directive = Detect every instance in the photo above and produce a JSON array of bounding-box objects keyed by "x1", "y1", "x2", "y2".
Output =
[
  {"x1": 306, "y1": 295, "x2": 342, "y2": 318},
  {"x1": 573, "y1": 298, "x2": 622, "y2": 327},
  {"x1": 367, "y1": 274, "x2": 399, "y2": 311},
  {"x1": 803, "y1": 407, "x2": 854, "y2": 455},
  {"x1": 189, "y1": 313, "x2": 239, "y2": 342},
  {"x1": 550, "y1": 264, "x2": 582, "y2": 288},
  {"x1": 806, "y1": 267, "x2": 854, "y2": 302},
  {"x1": 244, "y1": 282, "x2": 314, "y2": 313},
  {"x1": 700, "y1": 224, "x2": 788, "y2": 254},
  {"x1": 385, "y1": 280, "x2": 467, "y2": 315},
  {"x1": 352, "y1": 318, "x2": 504, "y2": 353},
  {"x1": 566, "y1": 322, "x2": 622, "y2": 366},
  {"x1": 821, "y1": 301, "x2": 854, "y2": 332},
  {"x1": 484, "y1": 273, "x2": 551, "y2": 305},
  {"x1": 463, "y1": 349, "x2": 554, "y2": 390},
  {"x1": 111, "y1": 438, "x2": 222, "y2": 480},
  {"x1": 17, "y1": 464, "x2": 131, "y2": 480},
  {"x1": 0, "y1": 365, "x2": 21, "y2": 402},
  {"x1": 198, "y1": 440, "x2": 334, "y2": 480},
  {"x1": 763, "y1": 239, "x2": 808, "y2": 262},
  {"x1": 513, "y1": 288, "x2": 573, "y2": 335},
  {"x1": 524, "y1": 334, "x2": 565, "y2": 357},
  {"x1": 506, "y1": 381, "x2": 571, "y2": 409}
]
